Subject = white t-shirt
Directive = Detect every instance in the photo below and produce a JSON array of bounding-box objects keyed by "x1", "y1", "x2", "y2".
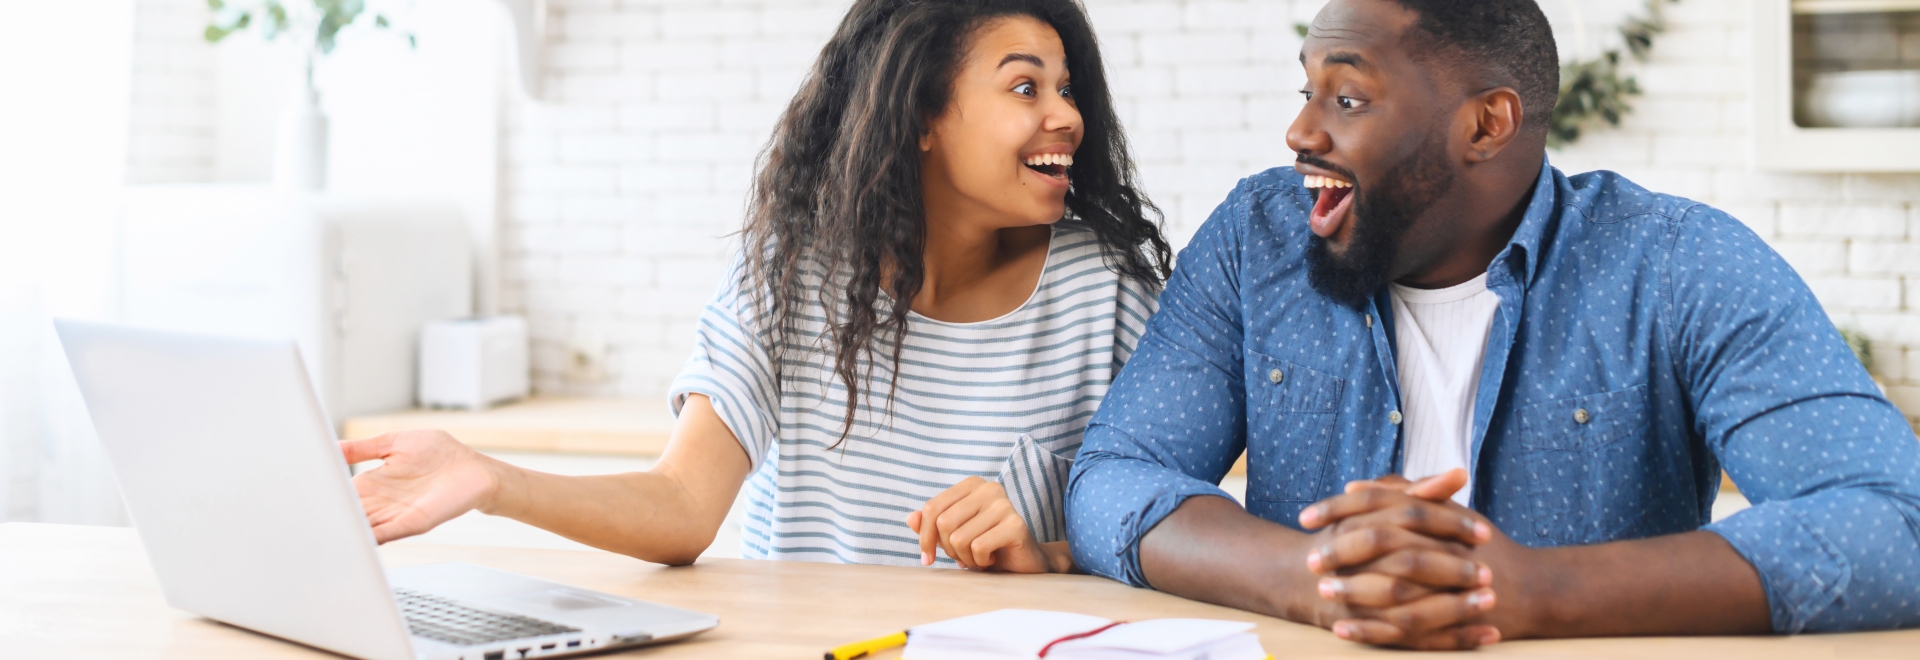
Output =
[{"x1": 1388, "y1": 273, "x2": 1501, "y2": 506}]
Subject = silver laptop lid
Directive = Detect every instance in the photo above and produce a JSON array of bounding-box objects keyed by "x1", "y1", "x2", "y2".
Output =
[{"x1": 56, "y1": 320, "x2": 416, "y2": 660}]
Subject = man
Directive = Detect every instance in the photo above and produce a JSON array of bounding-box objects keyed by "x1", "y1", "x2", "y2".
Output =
[{"x1": 1066, "y1": 0, "x2": 1920, "y2": 650}]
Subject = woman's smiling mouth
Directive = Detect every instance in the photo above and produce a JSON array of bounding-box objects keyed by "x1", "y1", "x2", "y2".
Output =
[{"x1": 1023, "y1": 152, "x2": 1073, "y2": 180}]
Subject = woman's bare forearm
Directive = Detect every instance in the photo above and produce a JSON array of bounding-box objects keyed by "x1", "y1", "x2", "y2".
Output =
[{"x1": 477, "y1": 395, "x2": 751, "y2": 565}]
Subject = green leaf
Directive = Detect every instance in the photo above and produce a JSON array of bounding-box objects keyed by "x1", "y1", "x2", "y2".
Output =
[
  {"x1": 268, "y1": 3, "x2": 288, "y2": 35},
  {"x1": 206, "y1": 0, "x2": 224, "y2": 10},
  {"x1": 204, "y1": 24, "x2": 230, "y2": 43},
  {"x1": 375, "y1": 14, "x2": 390, "y2": 28},
  {"x1": 1294, "y1": 22, "x2": 1310, "y2": 38}
]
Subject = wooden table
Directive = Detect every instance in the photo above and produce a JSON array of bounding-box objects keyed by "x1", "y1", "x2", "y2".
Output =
[{"x1": 6, "y1": 523, "x2": 1914, "y2": 659}]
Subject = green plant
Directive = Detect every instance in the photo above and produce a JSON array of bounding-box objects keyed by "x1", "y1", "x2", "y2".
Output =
[
  {"x1": 1294, "y1": 0, "x2": 1681, "y2": 149},
  {"x1": 1549, "y1": 0, "x2": 1678, "y2": 149},
  {"x1": 204, "y1": 0, "x2": 413, "y2": 87}
]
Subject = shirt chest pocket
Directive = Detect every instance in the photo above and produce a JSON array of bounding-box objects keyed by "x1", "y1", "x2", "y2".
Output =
[
  {"x1": 1517, "y1": 385, "x2": 1657, "y2": 544},
  {"x1": 1245, "y1": 350, "x2": 1345, "y2": 504},
  {"x1": 1517, "y1": 385, "x2": 1650, "y2": 451}
]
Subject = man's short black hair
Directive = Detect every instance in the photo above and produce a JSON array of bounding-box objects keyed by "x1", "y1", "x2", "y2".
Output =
[{"x1": 1388, "y1": 0, "x2": 1560, "y2": 136}]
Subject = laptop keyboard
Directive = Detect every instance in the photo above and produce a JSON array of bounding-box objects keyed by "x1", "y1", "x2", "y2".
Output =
[{"x1": 397, "y1": 588, "x2": 581, "y2": 647}]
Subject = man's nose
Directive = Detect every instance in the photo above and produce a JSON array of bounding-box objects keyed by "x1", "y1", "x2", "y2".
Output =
[{"x1": 1286, "y1": 106, "x2": 1330, "y2": 156}]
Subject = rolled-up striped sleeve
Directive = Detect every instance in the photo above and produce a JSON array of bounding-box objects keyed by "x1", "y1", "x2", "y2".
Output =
[{"x1": 669, "y1": 257, "x2": 779, "y2": 470}]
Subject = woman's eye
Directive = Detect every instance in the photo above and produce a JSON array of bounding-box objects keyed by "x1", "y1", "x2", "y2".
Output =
[
  {"x1": 1337, "y1": 96, "x2": 1365, "y2": 110},
  {"x1": 1059, "y1": 84, "x2": 1073, "y2": 99},
  {"x1": 1300, "y1": 90, "x2": 1314, "y2": 101},
  {"x1": 1013, "y1": 82, "x2": 1036, "y2": 96}
]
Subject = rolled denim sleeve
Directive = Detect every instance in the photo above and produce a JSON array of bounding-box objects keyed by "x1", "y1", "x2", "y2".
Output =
[
  {"x1": 1668, "y1": 205, "x2": 1920, "y2": 632},
  {"x1": 1067, "y1": 180, "x2": 1257, "y2": 587}
]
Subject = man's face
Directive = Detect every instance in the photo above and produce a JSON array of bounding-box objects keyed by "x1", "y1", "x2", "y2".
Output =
[{"x1": 1288, "y1": 0, "x2": 1461, "y2": 308}]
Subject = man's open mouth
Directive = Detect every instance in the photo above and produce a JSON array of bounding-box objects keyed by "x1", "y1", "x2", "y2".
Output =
[
  {"x1": 1023, "y1": 153, "x2": 1072, "y2": 180},
  {"x1": 1305, "y1": 173, "x2": 1355, "y2": 238}
]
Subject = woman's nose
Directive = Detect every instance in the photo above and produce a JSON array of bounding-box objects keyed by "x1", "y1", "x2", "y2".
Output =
[{"x1": 1042, "y1": 96, "x2": 1083, "y2": 135}]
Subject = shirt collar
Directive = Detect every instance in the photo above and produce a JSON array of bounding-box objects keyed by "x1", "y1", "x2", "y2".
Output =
[{"x1": 1489, "y1": 158, "x2": 1560, "y2": 289}]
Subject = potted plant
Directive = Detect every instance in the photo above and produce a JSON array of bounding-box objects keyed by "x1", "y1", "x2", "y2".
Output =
[{"x1": 203, "y1": 0, "x2": 411, "y2": 191}]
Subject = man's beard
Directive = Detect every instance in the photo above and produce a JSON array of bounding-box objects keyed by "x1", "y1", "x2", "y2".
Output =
[{"x1": 1303, "y1": 138, "x2": 1455, "y2": 310}]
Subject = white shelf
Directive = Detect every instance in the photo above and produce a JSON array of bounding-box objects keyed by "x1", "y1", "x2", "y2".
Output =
[{"x1": 1792, "y1": 0, "x2": 1920, "y2": 14}]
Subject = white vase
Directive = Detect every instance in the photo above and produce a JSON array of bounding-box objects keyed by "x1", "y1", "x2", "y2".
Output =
[{"x1": 274, "y1": 84, "x2": 329, "y2": 191}]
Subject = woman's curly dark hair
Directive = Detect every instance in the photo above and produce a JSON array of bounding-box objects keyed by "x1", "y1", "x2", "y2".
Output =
[{"x1": 743, "y1": 0, "x2": 1170, "y2": 444}]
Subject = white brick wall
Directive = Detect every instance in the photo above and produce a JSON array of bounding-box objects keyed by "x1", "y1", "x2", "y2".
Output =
[
  {"x1": 487, "y1": 0, "x2": 1920, "y2": 429},
  {"x1": 127, "y1": 0, "x2": 217, "y2": 184}
]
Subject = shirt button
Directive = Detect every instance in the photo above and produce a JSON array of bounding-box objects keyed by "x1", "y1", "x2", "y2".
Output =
[
  {"x1": 1389, "y1": 410, "x2": 1403, "y2": 425},
  {"x1": 1269, "y1": 368, "x2": 1284, "y2": 384},
  {"x1": 1573, "y1": 408, "x2": 1591, "y2": 424},
  {"x1": 1365, "y1": 314, "x2": 1374, "y2": 328}
]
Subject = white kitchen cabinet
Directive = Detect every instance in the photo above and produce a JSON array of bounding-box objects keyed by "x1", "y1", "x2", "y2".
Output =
[{"x1": 1754, "y1": 0, "x2": 1920, "y2": 171}]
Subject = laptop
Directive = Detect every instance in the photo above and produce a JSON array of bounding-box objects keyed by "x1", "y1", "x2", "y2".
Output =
[{"x1": 54, "y1": 320, "x2": 719, "y2": 660}]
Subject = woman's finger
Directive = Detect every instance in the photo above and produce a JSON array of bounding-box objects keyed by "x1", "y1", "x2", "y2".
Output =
[
  {"x1": 942, "y1": 494, "x2": 1011, "y2": 569},
  {"x1": 339, "y1": 434, "x2": 397, "y2": 464},
  {"x1": 932, "y1": 491, "x2": 990, "y2": 567},
  {"x1": 966, "y1": 516, "x2": 1032, "y2": 570}
]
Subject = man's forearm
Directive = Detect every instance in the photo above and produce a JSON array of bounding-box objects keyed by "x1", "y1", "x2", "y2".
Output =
[
  {"x1": 1512, "y1": 530, "x2": 1770, "y2": 638},
  {"x1": 1137, "y1": 495, "x2": 1772, "y2": 639},
  {"x1": 1138, "y1": 495, "x2": 1328, "y2": 625}
]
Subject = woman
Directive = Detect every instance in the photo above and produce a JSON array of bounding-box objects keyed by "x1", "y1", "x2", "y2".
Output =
[{"x1": 341, "y1": 0, "x2": 1169, "y2": 574}]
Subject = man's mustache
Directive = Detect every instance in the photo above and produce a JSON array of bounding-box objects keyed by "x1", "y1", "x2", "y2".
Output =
[{"x1": 1295, "y1": 153, "x2": 1358, "y2": 184}]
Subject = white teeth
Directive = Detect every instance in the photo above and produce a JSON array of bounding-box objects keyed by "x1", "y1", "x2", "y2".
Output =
[
  {"x1": 1304, "y1": 174, "x2": 1351, "y2": 189},
  {"x1": 1024, "y1": 154, "x2": 1074, "y2": 168}
]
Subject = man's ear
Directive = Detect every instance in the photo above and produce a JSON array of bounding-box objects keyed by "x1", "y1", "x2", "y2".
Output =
[{"x1": 1462, "y1": 87, "x2": 1524, "y2": 164}]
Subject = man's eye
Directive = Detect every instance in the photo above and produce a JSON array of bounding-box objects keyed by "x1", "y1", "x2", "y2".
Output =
[
  {"x1": 1300, "y1": 90, "x2": 1314, "y2": 101},
  {"x1": 1014, "y1": 82, "x2": 1036, "y2": 96},
  {"x1": 1337, "y1": 96, "x2": 1365, "y2": 110}
]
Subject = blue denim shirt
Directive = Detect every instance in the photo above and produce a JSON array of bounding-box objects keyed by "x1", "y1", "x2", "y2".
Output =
[{"x1": 1066, "y1": 161, "x2": 1920, "y2": 633}]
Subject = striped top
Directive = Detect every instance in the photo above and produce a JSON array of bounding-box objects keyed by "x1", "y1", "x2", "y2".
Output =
[{"x1": 669, "y1": 221, "x2": 1158, "y2": 566}]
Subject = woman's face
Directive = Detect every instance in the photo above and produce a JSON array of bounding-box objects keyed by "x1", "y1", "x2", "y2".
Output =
[{"x1": 921, "y1": 16, "x2": 1083, "y2": 230}]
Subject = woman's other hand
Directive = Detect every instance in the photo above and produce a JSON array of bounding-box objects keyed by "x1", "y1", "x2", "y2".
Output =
[
  {"x1": 906, "y1": 476, "x2": 1071, "y2": 573},
  {"x1": 339, "y1": 430, "x2": 505, "y2": 544}
]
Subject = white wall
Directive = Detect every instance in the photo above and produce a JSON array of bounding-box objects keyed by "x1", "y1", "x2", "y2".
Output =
[
  {"x1": 127, "y1": 0, "x2": 218, "y2": 184},
  {"x1": 0, "y1": 0, "x2": 140, "y2": 526}
]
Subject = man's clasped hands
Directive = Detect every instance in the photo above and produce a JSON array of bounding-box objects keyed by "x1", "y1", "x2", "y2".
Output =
[{"x1": 1301, "y1": 468, "x2": 1543, "y2": 650}]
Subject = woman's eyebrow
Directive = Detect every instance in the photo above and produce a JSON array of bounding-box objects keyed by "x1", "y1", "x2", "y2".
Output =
[{"x1": 998, "y1": 52, "x2": 1045, "y2": 69}]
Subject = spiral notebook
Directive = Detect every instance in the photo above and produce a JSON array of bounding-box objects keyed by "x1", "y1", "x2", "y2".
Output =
[{"x1": 901, "y1": 609, "x2": 1267, "y2": 660}]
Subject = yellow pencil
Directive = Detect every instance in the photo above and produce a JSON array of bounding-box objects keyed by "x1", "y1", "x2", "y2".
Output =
[{"x1": 824, "y1": 630, "x2": 909, "y2": 660}]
